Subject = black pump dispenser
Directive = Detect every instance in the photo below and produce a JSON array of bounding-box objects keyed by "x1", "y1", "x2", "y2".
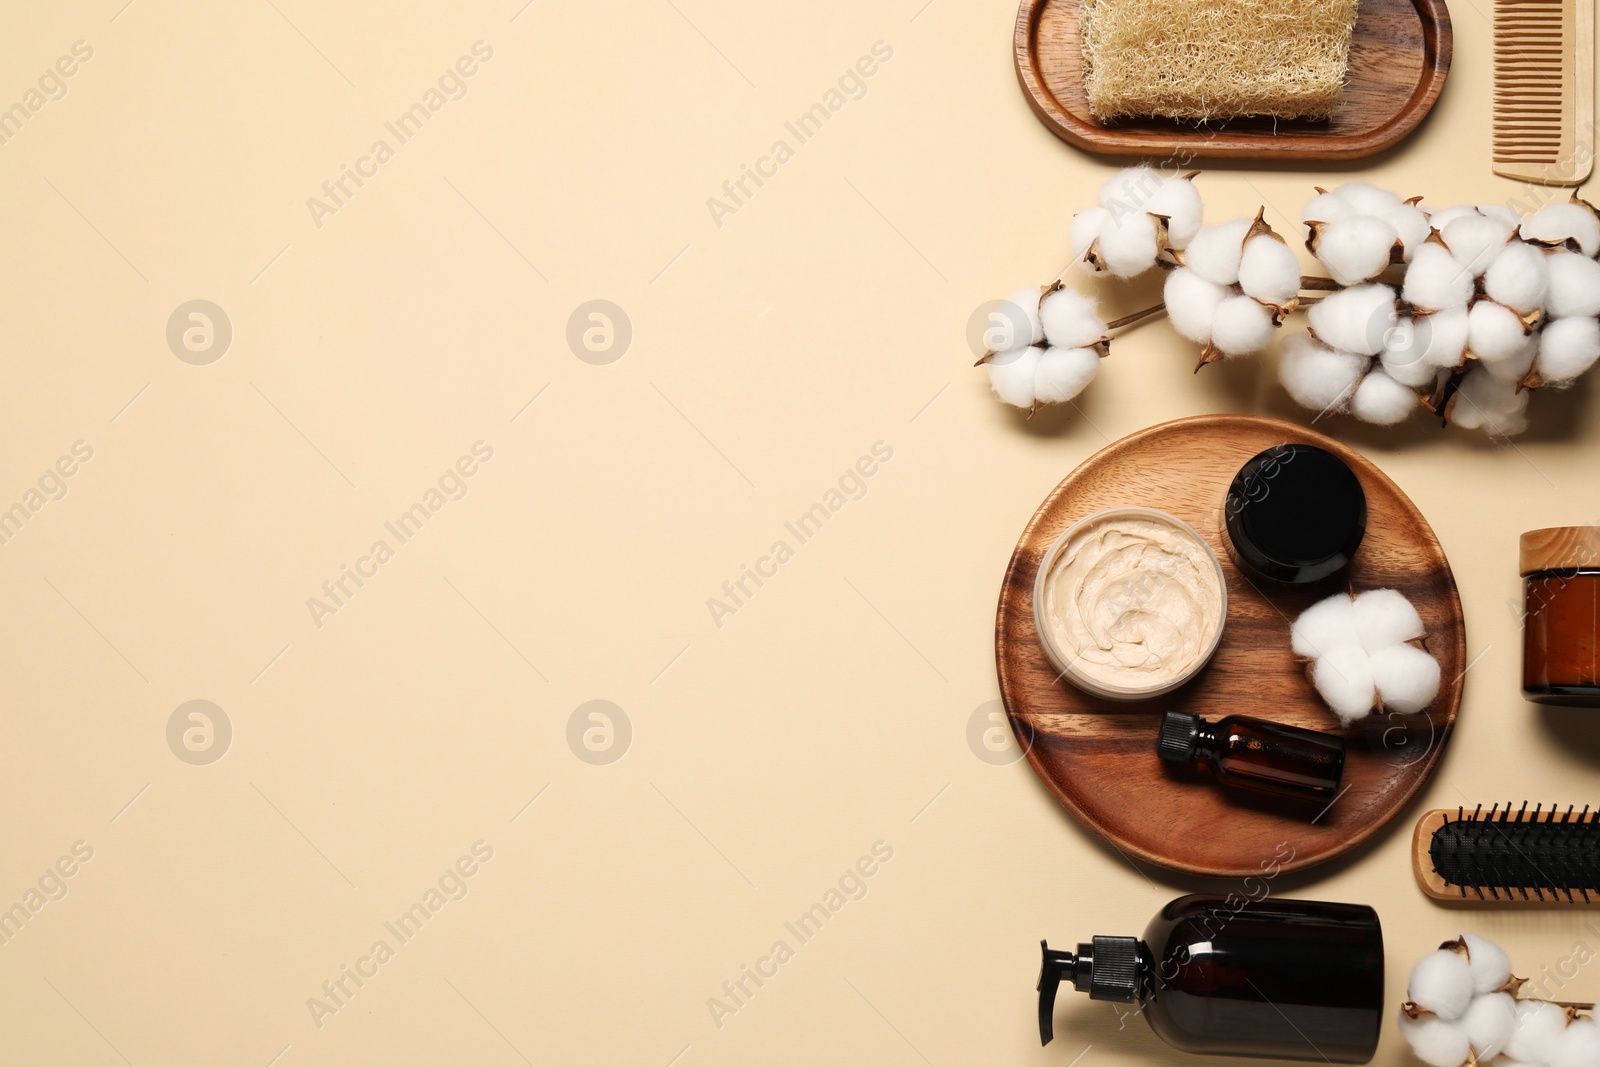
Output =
[
  {"x1": 1036, "y1": 937, "x2": 1140, "y2": 1042},
  {"x1": 1037, "y1": 895, "x2": 1384, "y2": 1062}
]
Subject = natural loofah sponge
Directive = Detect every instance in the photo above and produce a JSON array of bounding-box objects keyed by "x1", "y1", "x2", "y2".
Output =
[{"x1": 1078, "y1": 0, "x2": 1360, "y2": 121}]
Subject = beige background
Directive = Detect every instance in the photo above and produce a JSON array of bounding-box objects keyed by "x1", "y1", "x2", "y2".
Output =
[{"x1": 0, "y1": 0, "x2": 1596, "y2": 1064}]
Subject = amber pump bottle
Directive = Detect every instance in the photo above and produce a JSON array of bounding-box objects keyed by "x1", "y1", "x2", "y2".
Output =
[
  {"x1": 1158, "y1": 710, "x2": 1344, "y2": 801},
  {"x1": 1038, "y1": 895, "x2": 1384, "y2": 1062}
]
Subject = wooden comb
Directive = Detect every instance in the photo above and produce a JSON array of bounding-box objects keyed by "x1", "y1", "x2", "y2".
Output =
[
  {"x1": 1414, "y1": 803, "x2": 1600, "y2": 904},
  {"x1": 1494, "y1": 0, "x2": 1594, "y2": 185}
]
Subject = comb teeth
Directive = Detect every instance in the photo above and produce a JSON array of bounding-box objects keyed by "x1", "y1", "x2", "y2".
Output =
[
  {"x1": 1494, "y1": 1, "x2": 1567, "y2": 159},
  {"x1": 1492, "y1": 0, "x2": 1593, "y2": 181},
  {"x1": 1430, "y1": 802, "x2": 1600, "y2": 903}
]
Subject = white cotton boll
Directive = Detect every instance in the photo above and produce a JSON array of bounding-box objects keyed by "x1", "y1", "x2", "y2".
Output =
[
  {"x1": 985, "y1": 346, "x2": 1041, "y2": 408},
  {"x1": 1279, "y1": 335, "x2": 1369, "y2": 412},
  {"x1": 1552, "y1": 1019, "x2": 1600, "y2": 1067},
  {"x1": 1032, "y1": 347, "x2": 1101, "y2": 404},
  {"x1": 1146, "y1": 177, "x2": 1204, "y2": 249},
  {"x1": 1426, "y1": 204, "x2": 1480, "y2": 232},
  {"x1": 1442, "y1": 213, "x2": 1516, "y2": 276},
  {"x1": 1539, "y1": 317, "x2": 1600, "y2": 384},
  {"x1": 1070, "y1": 206, "x2": 1110, "y2": 263},
  {"x1": 1315, "y1": 216, "x2": 1400, "y2": 285},
  {"x1": 1399, "y1": 1013, "x2": 1472, "y2": 1067},
  {"x1": 1418, "y1": 308, "x2": 1471, "y2": 368},
  {"x1": 1039, "y1": 287, "x2": 1106, "y2": 349},
  {"x1": 1508, "y1": 1000, "x2": 1571, "y2": 1064},
  {"x1": 1098, "y1": 166, "x2": 1161, "y2": 211},
  {"x1": 1482, "y1": 337, "x2": 1537, "y2": 384},
  {"x1": 1238, "y1": 235, "x2": 1301, "y2": 305},
  {"x1": 1353, "y1": 588, "x2": 1426, "y2": 649},
  {"x1": 1370, "y1": 643, "x2": 1441, "y2": 712},
  {"x1": 1312, "y1": 645, "x2": 1378, "y2": 724},
  {"x1": 1381, "y1": 203, "x2": 1433, "y2": 258},
  {"x1": 1096, "y1": 211, "x2": 1160, "y2": 278},
  {"x1": 1460, "y1": 934, "x2": 1512, "y2": 995},
  {"x1": 1186, "y1": 218, "x2": 1253, "y2": 286},
  {"x1": 1164, "y1": 268, "x2": 1229, "y2": 344},
  {"x1": 999, "y1": 287, "x2": 1045, "y2": 349},
  {"x1": 1351, "y1": 367, "x2": 1419, "y2": 424},
  {"x1": 1292, "y1": 593, "x2": 1359, "y2": 658},
  {"x1": 1381, "y1": 350, "x2": 1440, "y2": 390},
  {"x1": 1524, "y1": 201, "x2": 1600, "y2": 256},
  {"x1": 1468, "y1": 301, "x2": 1532, "y2": 363},
  {"x1": 1479, "y1": 202, "x2": 1524, "y2": 229},
  {"x1": 1462, "y1": 993, "x2": 1517, "y2": 1061},
  {"x1": 1409, "y1": 949, "x2": 1476, "y2": 1021},
  {"x1": 1309, "y1": 283, "x2": 1396, "y2": 356},
  {"x1": 1340, "y1": 181, "x2": 1404, "y2": 216},
  {"x1": 1302, "y1": 189, "x2": 1354, "y2": 223},
  {"x1": 1211, "y1": 295, "x2": 1276, "y2": 355},
  {"x1": 1381, "y1": 321, "x2": 1444, "y2": 388},
  {"x1": 1450, "y1": 365, "x2": 1530, "y2": 435},
  {"x1": 1404, "y1": 243, "x2": 1475, "y2": 311},
  {"x1": 1545, "y1": 251, "x2": 1600, "y2": 317},
  {"x1": 1484, "y1": 240, "x2": 1550, "y2": 314}
]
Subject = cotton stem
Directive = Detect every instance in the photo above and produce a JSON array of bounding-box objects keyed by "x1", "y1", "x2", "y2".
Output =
[
  {"x1": 1299, "y1": 276, "x2": 1342, "y2": 292},
  {"x1": 1106, "y1": 303, "x2": 1168, "y2": 331}
]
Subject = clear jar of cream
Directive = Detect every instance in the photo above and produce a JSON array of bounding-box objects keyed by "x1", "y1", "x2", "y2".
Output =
[
  {"x1": 1033, "y1": 507, "x2": 1227, "y2": 701},
  {"x1": 1522, "y1": 526, "x2": 1600, "y2": 707}
]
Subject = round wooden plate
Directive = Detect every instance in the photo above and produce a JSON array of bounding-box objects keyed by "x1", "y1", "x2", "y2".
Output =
[{"x1": 995, "y1": 415, "x2": 1465, "y2": 877}]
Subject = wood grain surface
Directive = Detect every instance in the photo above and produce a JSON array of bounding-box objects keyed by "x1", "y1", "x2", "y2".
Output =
[
  {"x1": 1521, "y1": 525, "x2": 1600, "y2": 574},
  {"x1": 1013, "y1": 0, "x2": 1453, "y2": 161},
  {"x1": 995, "y1": 415, "x2": 1465, "y2": 877}
]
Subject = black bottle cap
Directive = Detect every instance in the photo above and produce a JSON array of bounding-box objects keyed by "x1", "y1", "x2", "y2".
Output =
[
  {"x1": 1158, "y1": 710, "x2": 1201, "y2": 763},
  {"x1": 1224, "y1": 444, "x2": 1366, "y2": 584},
  {"x1": 1037, "y1": 936, "x2": 1140, "y2": 1045}
]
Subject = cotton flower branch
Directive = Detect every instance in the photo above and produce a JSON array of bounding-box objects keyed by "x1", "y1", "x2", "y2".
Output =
[
  {"x1": 978, "y1": 169, "x2": 1600, "y2": 435},
  {"x1": 1400, "y1": 934, "x2": 1600, "y2": 1067}
]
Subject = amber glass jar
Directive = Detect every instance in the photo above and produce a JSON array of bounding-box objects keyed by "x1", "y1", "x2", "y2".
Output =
[{"x1": 1522, "y1": 527, "x2": 1600, "y2": 707}]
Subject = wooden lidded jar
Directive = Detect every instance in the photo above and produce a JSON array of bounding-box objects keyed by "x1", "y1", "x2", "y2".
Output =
[{"x1": 1522, "y1": 527, "x2": 1600, "y2": 706}]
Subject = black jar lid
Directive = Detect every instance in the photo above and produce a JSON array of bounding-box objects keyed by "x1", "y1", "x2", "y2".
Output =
[{"x1": 1224, "y1": 444, "x2": 1366, "y2": 585}]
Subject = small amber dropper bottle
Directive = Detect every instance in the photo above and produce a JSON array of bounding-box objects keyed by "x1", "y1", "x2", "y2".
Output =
[{"x1": 1158, "y1": 710, "x2": 1344, "y2": 801}]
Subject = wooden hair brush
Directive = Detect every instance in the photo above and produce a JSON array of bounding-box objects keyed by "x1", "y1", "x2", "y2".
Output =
[{"x1": 1414, "y1": 803, "x2": 1600, "y2": 904}]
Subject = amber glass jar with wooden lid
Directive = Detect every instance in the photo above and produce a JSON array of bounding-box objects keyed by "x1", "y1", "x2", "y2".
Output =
[{"x1": 1522, "y1": 527, "x2": 1600, "y2": 706}]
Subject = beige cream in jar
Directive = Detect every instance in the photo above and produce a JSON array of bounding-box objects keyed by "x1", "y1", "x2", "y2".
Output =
[{"x1": 1033, "y1": 507, "x2": 1227, "y2": 700}]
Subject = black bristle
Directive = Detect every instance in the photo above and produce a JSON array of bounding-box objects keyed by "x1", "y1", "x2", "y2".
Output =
[{"x1": 1430, "y1": 803, "x2": 1600, "y2": 899}]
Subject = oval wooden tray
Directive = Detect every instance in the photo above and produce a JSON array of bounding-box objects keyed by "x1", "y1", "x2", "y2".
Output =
[
  {"x1": 995, "y1": 415, "x2": 1465, "y2": 877},
  {"x1": 1014, "y1": 0, "x2": 1452, "y2": 161}
]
